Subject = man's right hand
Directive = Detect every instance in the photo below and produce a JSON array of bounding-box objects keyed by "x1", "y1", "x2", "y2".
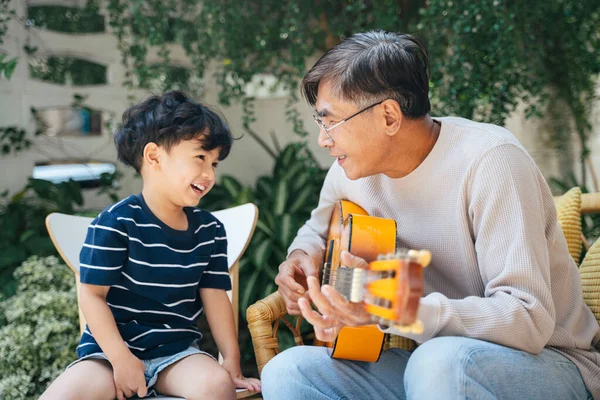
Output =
[
  {"x1": 275, "y1": 250, "x2": 319, "y2": 315},
  {"x1": 112, "y1": 351, "x2": 148, "y2": 400}
]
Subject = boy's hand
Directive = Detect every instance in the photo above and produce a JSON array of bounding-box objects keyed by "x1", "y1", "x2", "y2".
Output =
[
  {"x1": 112, "y1": 352, "x2": 148, "y2": 400},
  {"x1": 222, "y1": 357, "x2": 261, "y2": 393}
]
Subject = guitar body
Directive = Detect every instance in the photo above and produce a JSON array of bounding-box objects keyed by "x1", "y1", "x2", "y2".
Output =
[{"x1": 322, "y1": 200, "x2": 397, "y2": 362}]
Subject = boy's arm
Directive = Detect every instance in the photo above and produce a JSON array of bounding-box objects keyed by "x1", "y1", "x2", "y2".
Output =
[
  {"x1": 79, "y1": 283, "x2": 129, "y2": 360},
  {"x1": 80, "y1": 283, "x2": 147, "y2": 400},
  {"x1": 200, "y1": 288, "x2": 239, "y2": 362},
  {"x1": 201, "y1": 288, "x2": 260, "y2": 391},
  {"x1": 78, "y1": 211, "x2": 147, "y2": 399}
]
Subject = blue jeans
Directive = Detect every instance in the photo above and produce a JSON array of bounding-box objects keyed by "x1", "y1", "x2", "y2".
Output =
[{"x1": 261, "y1": 337, "x2": 591, "y2": 400}]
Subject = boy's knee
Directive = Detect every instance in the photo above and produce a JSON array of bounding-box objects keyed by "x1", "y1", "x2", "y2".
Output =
[{"x1": 185, "y1": 366, "x2": 235, "y2": 400}]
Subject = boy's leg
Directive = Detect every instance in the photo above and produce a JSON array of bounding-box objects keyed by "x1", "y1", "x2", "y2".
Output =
[
  {"x1": 153, "y1": 353, "x2": 236, "y2": 400},
  {"x1": 261, "y1": 345, "x2": 410, "y2": 400},
  {"x1": 39, "y1": 359, "x2": 115, "y2": 400},
  {"x1": 404, "y1": 336, "x2": 590, "y2": 400}
]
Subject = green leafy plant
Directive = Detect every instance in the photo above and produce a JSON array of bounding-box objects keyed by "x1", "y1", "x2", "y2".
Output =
[
  {"x1": 202, "y1": 142, "x2": 327, "y2": 362},
  {"x1": 0, "y1": 256, "x2": 79, "y2": 400},
  {"x1": 0, "y1": 176, "x2": 120, "y2": 298},
  {"x1": 203, "y1": 142, "x2": 327, "y2": 313},
  {"x1": 0, "y1": 53, "x2": 17, "y2": 79}
]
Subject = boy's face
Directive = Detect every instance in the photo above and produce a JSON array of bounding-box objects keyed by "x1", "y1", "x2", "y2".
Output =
[{"x1": 155, "y1": 136, "x2": 220, "y2": 207}]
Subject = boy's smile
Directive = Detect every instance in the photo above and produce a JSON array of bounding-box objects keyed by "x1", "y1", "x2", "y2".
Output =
[{"x1": 144, "y1": 136, "x2": 220, "y2": 209}]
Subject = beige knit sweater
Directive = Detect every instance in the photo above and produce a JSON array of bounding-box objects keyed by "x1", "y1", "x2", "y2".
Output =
[{"x1": 288, "y1": 117, "x2": 600, "y2": 398}]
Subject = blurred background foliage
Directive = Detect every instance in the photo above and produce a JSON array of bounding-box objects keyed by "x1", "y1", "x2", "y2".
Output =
[
  {"x1": 0, "y1": 256, "x2": 79, "y2": 399},
  {"x1": 0, "y1": 0, "x2": 599, "y2": 387}
]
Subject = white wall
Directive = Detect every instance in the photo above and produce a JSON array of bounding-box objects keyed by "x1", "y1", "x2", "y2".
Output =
[
  {"x1": 1, "y1": 0, "x2": 598, "y2": 213},
  {"x1": 0, "y1": 0, "x2": 325, "y2": 211}
]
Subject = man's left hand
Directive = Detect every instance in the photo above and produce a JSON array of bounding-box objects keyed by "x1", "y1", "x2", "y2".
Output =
[{"x1": 298, "y1": 251, "x2": 373, "y2": 342}]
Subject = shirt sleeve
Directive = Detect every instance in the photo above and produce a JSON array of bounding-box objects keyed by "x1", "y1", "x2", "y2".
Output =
[
  {"x1": 199, "y1": 221, "x2": 232, "y2": 290},
  {"x1": 79, "y1": 211, "x2": 128, "y2": 286},
  {"x1": 287, "y1": 161, "x2": 344, "y2": 268},
  {"x1": 381, "y1": 143, "x2": 559, "y2": 354}
]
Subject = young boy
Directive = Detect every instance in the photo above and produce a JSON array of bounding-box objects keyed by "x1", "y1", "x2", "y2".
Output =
[{"x1": 41, "y1": 90, "x2": 261, "y2": 400}]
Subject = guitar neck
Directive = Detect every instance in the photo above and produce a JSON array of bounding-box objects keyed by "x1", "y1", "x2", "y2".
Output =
[{"x1": 333, "y1": 267, "x2": 366, "y2": 302}]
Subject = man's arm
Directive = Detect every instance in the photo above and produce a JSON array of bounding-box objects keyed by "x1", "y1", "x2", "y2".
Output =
[
  {"x1": 276, "y1": 162, "x2": 344, "y2": 314},
  {"x1": 384, "y1": 144, "x2": 559, "y2": 353}
]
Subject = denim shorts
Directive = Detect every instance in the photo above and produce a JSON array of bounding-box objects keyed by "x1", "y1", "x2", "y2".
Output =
[{"x1": 68, "y1": 344, "x2": 214, "y2": 397}]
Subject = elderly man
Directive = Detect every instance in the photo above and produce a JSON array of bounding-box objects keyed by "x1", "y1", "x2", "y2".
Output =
[{"x1": 260, "y1": 30, "x2": 600, "y2": 400}]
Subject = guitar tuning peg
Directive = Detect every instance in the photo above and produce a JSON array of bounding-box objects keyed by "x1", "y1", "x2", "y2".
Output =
[
  {"x1": 406, "y1": 249, "x2": 431, "y2": 267},
  {"x1": 416, "y1": 250, "x2": 431, "y2": 267},
  {"x1": 409, "y1": 320, "x2": 424, "y2": 334},
  {"x1": 395, "y1": 324, "x2": 411, "y2": 334},
  {"x1": 395, "y1": 248, "x2": 407, "y2": 258}
]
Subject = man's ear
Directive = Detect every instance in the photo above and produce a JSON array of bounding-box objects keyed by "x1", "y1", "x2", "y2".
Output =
[
  {"x1": 382, "y1": 99, "x2": 403, "y2": 137},
  {"x1": 142, "y1": 142, "x2": 161, "y2": 169}
]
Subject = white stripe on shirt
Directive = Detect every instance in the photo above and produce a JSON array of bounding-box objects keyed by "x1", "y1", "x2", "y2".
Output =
[
  {"x1": 107, "y1": 302, "x2": 204, "y2": 321},
  {"x1": 129, "y1": 328, "x2": 201, "y2": 342},
  {"x1": 194, "y1": 221, "x2": 218, "y2": 234},
  {"x1": 108, "y1": 197, "x2": 129, "y2": 212},
  {"x1": 128, "y1": 257, "x2": 209, "y2": 269},
  {"x1": 128, "y1": 237, "x2": 214, "y2": 253},
  {"x1": 90, "y1": 224, "x2": 128, "y2": 237},
  {"x1": 122, "y1": 272, "x2": 198, "y2": 288},
  {"x1": 80, "y1": 263, "x2": 122, "y2": 270},
  {"x1": 117, "y1": 217, "x2": 161, "y2": 228},
  {"x1": 82, "y1": 244, "x2": 127, "y2": 251},
  {"x1": 90, "y1": 225, "x2": 215, "y2": 253},
  {"x1": 203, "y1": 270, "x2": 229, "y2": 276}
]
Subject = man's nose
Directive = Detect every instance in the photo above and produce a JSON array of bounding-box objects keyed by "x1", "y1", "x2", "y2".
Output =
[{"x1": 317, "y1": 128, "x2": 334, "y2": 148}]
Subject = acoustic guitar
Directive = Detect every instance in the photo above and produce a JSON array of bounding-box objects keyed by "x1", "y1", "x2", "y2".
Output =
[{"x1": 320, "y1": 200, "x2": 430, "y2": 362}]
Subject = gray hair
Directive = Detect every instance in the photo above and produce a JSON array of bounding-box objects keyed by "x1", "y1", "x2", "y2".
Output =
[{"x1": 301, "y1": 30, "x2": 431, "y2": 119}]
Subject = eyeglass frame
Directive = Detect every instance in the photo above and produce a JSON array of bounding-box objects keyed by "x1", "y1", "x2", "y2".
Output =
[{"x1": 313, "y1": 100, "x2": 384, "y2": 143}]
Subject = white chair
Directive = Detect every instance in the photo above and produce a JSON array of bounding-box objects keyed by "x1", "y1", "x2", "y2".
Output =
[{"x1": 45, "y1": 203, "x2": 259, "y2": 399}]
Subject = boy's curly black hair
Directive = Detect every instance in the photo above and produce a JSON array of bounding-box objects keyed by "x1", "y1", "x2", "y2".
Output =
[{"x1": 114, "y1": 90, "x2": 233, "y2": 173}]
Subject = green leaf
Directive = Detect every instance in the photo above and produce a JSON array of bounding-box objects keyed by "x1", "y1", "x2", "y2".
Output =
[
  {"x1": 255, "y1": 219, "x2": 274, "y2": 237},
  {"x1": 0, "y1": 247, "x2": 28, "y2": 270},
  {"x1": 221, "y1": 175, "x2": 243, "y2": 199},
  {"x1": 3, "y1": 57, "x2": 17, "y2": 80},
  {"x1": 288, "y1": 188, "x2": 314, "y2": 214},
  {"x1": 276, "y1": 213, "x2": 294, "y2": 248},
  {"x1": 273, "y1": 179, "x2": 288, "y2": 216},
  {"x1": 240, "y1": 269, "x2": 263, "y2": 313},
  {"x1": 251, "y1": 239, "x2": 273, "y2": 269}
]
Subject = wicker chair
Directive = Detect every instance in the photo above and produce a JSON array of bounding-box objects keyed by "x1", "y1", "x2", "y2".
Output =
[{"x1": 247, "y1": 189, "x2": 600, "y2": 374}]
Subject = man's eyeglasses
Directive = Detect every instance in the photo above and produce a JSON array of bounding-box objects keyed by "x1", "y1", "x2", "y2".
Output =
[{"x1": 313, "y1": 100, "x2": 384, "y2": 143}]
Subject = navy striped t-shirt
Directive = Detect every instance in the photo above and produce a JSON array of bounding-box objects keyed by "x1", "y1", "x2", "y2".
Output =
[{"x1": 77, "y1": 194, "x2": 231, "y2": 360}]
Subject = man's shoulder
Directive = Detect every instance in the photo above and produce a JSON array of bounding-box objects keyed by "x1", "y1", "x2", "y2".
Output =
[{"x1": 440, "y1": 116, "x2": 522, "y2": 149}]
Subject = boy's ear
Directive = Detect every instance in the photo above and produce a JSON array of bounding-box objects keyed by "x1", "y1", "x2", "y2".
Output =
[{"x1": 142, "y1": 142, "x2": 161, "y2": 169}]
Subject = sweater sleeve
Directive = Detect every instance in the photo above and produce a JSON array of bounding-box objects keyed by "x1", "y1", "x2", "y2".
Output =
[
  {"x1": 383, "y1": 144, "x2": 559, "y2": 354},
  {"x1": 287, "y1": 162, "x2": 344, "y2": 267}
]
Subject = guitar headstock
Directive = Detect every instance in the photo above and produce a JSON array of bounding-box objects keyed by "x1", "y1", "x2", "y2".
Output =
[{"x1": 363, "y1": 249, "x2": 431, "y2": 333}]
